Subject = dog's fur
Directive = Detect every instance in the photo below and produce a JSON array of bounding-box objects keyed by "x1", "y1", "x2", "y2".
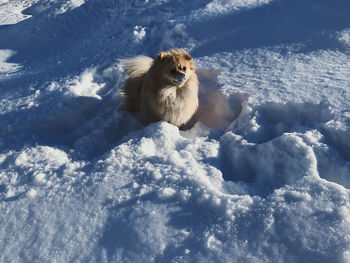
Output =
[{"x1": 120, "y1": 49, "x2": 199, "y2": 127}]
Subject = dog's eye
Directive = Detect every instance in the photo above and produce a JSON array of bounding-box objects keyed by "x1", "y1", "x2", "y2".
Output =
[
  {"x1": 183, "y1": 66, "x2": 187, "y2": 71},
  {"x1": 171, "y1": 69, "x2": 176, "y2": 74}
]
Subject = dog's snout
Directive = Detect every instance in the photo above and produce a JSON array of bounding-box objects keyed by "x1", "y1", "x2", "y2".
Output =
[{"x1": 177, "y1": 72, "x2": 185, "y2": 81}]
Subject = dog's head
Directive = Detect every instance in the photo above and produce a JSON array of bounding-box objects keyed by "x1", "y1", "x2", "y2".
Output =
[{"x1": 153, "y1": 49, "x2": 195, "y2": 87}]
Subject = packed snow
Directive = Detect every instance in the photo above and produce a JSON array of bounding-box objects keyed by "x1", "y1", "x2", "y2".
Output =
[{"x1": 1, "y1": 0, "x2": 350, "y2": 262}]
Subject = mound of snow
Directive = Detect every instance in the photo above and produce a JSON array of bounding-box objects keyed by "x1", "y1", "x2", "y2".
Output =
[{"x1": 220, "y1": 132, "x2": 319, "y2": 196}]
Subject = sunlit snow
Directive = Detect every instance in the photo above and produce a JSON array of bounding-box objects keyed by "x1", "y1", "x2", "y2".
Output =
[{"x1": 1, "y1": 0, "x2": 350, "y2": 262}]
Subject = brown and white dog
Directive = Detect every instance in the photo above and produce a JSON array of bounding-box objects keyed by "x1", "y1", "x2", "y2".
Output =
[{"x1": 120, "y1": 49, "x2": 199, "y2": 128}]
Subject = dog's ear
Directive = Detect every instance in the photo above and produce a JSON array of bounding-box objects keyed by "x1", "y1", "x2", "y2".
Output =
[
  {"x1": 157, "y1": 51, "x2": 169, "y2": 60},
  {"x1": 183, "y1": 51, "x2": 192, "y2": 61}
]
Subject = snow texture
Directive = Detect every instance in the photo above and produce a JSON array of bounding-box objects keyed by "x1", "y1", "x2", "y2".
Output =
[{"x1": 1, "y1": 0, "x2": 350, "y2": 262}]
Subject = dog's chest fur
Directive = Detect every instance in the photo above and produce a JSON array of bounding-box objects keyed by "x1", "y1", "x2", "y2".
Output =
[
  {"x1": 144, "y1": 81, "x2": 198, "y2": 127},
  {"x1": 158, "y1": 86, "x2": 185, "y2": 109}
]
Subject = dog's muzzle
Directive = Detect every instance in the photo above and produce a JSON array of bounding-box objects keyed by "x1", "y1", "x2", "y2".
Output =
[{"x1": 175, "y1": 72, "x2": 186, "y2": 83}]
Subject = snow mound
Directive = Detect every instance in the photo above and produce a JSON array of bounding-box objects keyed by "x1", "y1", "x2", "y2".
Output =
[
  {"x1": 0, "y1": 146, "x2": 74, "y2": 201},
  {"x1": 221, "y1": 132, "x2": 319, "y2": 197},
  {"x1": 229, "y1": 101, "x2": 333, "y2": 144},
  {"x1": 219, "y1": 99, "x2": 350, "y2": 197}
]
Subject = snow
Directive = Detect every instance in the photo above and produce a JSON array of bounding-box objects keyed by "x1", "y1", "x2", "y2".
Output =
[
  {"x1": 0, "y1": 49, "x2": 21, "y2": 77},
  {"x1": 1, "y1": 0, "x2": 350, "y2": 262},
  {"x1": 0, "y1": 0, "x2": 37, "y2": 25},
  {"x1": 197, "y1": 0, "x2": 272, "y2": 16},
  {"x1": 133, "y1": 26, "x2": 147, "y2": 42},
  {"x1": 65, "y1": 68, "x2": 104, "y2": 99},
  {"x1": 55, "y1": 0, "x2": 85, "y2": 14}
]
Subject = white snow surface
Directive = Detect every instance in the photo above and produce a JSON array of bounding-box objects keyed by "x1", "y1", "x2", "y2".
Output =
[{"x1": 1, "y1": 0, "x2": 350, "y2": 262}]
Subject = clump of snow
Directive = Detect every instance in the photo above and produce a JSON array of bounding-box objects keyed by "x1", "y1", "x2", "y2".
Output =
[
  {"x1": 338, "y1": 29, "x2": 350, "y2": 48},
  {"x1": 34, "y1": 173, "x2": 46, "y2": 184},
  {"x1": 0, "y1": 49, "x2": 21, "y2": 78},
  {"x1": 323, "y1": 120, "x2": 350, "y2": 162},
  {"x1": 27, "y1": 188, "x2": 38, "y2": 198},
  {"x1": 15, "y1": 146, "x2": 69, "y2": 168},
  {"x1": 133, "y1": 26, "x2": 146, "y2": 42},
  {"x1": 56, "y1": 0, "x2": 85, "y2": 14},
  {"x1": 158, "y1": 187, "x2": 176, "y2": 199},
  {"x1": 65, "y1": 68, "x2": 104, "y2": 99}
]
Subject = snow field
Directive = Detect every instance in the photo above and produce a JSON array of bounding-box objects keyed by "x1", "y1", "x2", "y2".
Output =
[{"x1": 1, "y1": 0, "x2": 350, "y2": 262}]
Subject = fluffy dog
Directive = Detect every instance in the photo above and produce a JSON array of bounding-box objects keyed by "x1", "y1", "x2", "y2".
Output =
[{"x1": 120, "y1": 49, "x2": 199, "y2": 128}]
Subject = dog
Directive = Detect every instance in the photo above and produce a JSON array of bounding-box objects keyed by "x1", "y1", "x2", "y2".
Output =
[{"x1": 120, "y1": 49, "x2": 199, "y2": 128}]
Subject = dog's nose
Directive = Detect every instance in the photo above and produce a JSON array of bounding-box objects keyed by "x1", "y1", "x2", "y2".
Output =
[{"x1": 177, "y1": 72, "x2": 185, "y2": 81}]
